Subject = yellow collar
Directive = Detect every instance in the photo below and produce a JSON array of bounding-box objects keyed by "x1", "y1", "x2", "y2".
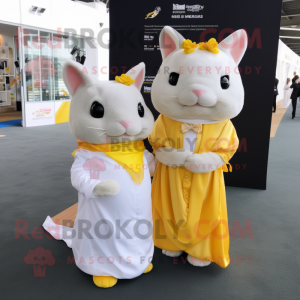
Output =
[{"x1": 72, "y1": 140, "x2": 145, "y2": 185}]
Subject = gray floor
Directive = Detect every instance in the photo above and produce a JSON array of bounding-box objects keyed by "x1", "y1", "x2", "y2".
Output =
[{"x1": 0, "y1": 105, "x2": 299, "y2": 299}]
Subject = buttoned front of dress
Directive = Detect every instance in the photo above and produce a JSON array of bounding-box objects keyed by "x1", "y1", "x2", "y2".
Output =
[{"x1": 182, "y1": 129, "x2": 202, "y2": 218}]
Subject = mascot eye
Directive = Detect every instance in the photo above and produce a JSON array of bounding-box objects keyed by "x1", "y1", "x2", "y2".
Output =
[
  {"x1": 138, "y1": 102, "x2": 145, "y2": 117},
  {"x1": 169, "y1": 72, "x2": 180, "y2": 86},
  {"x1": 221, "y1": 75, "x2": 230, "y2": 90},
  {"x1": 90, "y1": 101, "x2": 104, "y2": 118}
]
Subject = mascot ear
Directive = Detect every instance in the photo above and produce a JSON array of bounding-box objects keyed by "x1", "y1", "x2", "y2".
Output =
[
  {"x1": 126, "y1": 62, "x2": 145, "y2": 91},
  {"x1": 218, "y1": 29, "x2": 248, "y2": 65},
  {"x1": 159, "y1": 26, "x2": 184, "y2": 60},
  {"x1": 62, "y1": 60, "x2": 96, "y2": 96}
]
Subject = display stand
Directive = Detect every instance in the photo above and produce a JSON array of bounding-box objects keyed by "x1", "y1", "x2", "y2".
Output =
[{"x1": 0, "y1": 46, "x2": 15, "y2": 108}]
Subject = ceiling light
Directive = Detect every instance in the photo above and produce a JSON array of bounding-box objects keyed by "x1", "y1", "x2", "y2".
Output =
[
  {"x1": 80, "y1": 54, "x2": 86, "y2": 65},
  {"x1": 280, "y1": 36, "x2": 300, "y2": 39},
  {"x1": 280, "y1": 27, "x2": 300, "y2": 31},
  {"x1": 70, "y1": 46, "x2": 78, "y2": 55},
  {"x1": 76, "y1": 52, "x2": 81, "y2": 63},
  {"x1": 30, "y1": 6, "x2": 38, "y2": 11}
]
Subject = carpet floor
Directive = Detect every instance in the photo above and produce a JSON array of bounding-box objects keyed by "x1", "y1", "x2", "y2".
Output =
[{"x1": 0, "y1": 105, "x2": 299, "y2": 299}]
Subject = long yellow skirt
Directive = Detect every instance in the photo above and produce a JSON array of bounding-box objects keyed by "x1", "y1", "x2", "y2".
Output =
[{"x1": 152, "y1": 162, "x2": 230, "y2": 268}]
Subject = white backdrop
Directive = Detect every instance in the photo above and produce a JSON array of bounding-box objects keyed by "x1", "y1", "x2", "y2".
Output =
[{"x1": 276, "y1": 40, "x2": 300, "y2": 101}]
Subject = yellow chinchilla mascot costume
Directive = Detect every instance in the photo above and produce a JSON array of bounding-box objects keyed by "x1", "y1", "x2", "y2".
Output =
[{"x1": 149, "y1": 26, "x2": 248, "y2": 268}]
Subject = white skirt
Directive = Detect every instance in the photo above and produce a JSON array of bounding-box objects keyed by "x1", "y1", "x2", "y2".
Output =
[{"x1": 43, "y1": 150, "x2": 154, "y2": 279}]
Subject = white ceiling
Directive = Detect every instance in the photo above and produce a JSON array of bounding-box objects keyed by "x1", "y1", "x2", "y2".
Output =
[{"x1": 280, "y1": 0, "x2": 300, "y2": 55}]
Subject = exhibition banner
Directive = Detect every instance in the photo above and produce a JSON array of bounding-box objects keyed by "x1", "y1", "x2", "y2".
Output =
[
  {"x1": 25, "y1": 101, "x2": 71, "y2": 127},
  {"x1": 25, "y1": 102, "x2": 55, "y2": 127},
  {"x1": 109, "y1": 0, "x2": 283, "y2": 189}
]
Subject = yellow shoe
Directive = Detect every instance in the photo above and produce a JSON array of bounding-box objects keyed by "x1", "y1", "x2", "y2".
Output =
[
  {"x1": 143, "y1": 263, "x2": 153, "y2": 274},
  {"x1": 93, "y1": 276, "x2": 118, "y2": 288}
]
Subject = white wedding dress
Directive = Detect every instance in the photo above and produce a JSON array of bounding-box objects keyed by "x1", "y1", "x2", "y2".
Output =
[
  {"x1": 43, "y1": 149, "x2": 154, "y2": 279},
  {"x1": 279, "y1": 83, "x2": 292, "y2": 108}
]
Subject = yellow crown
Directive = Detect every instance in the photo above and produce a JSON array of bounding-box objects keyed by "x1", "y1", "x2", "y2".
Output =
[{"x1": 115, "y1": 74, "x2": 135, "y2": 86}]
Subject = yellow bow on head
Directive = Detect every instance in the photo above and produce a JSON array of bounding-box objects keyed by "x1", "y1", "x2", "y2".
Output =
[
  {"x1": 181, "y1": 123, "x2": 202, "y2": 133},
  {"x1": 181, "y1": 39, "x2": 199, "y2": 54},
  {"x1": 198, "y1": 38, "x2": 219, "y2": 54},
  {"x1": 115, "y1": 74, "x2": 135, "y2": 86}
]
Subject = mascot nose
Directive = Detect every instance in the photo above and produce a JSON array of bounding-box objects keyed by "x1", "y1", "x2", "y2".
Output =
[
  {"x1": 193, "y1": 90, "x2": 206, "y2": 97},
  {"x1": 120, "y1": 121, "x2": 132, "y2": 128}
]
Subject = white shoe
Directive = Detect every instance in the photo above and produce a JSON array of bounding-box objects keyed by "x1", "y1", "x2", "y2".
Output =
[
  {"x1": 187, "y1": 254, "x2": 211, "y2": 267},
  {"x1": 162, "y1": 249, "x2": 183, "y2": 257}
]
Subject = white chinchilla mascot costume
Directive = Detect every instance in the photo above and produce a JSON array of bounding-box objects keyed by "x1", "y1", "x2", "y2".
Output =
[
  {"x1": 149, "y1": 26, "x2": 247, "y2": 268},
  {"x1": 43, "y1": 60, "x2": 155, "y2": 288}
]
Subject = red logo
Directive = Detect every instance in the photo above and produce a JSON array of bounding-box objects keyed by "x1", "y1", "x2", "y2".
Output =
[{"x1": 24, "y1": 247, "x2": 55, "y2": 277}]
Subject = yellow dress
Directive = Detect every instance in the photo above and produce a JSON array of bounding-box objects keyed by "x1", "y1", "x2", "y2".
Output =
[{"x1": 149, "y1": 115, "x2": 239, "y2": 268}]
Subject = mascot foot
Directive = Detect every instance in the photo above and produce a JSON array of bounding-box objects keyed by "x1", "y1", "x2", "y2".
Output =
[
  {"x1": 162, "y1": 250, "x2": 183, "y2": 257},
  {"x1": 93, "y1": 276, "x2": 118, "y2": 288},
  {"x1": 187, "y1": 255, "x2": 211, "y2": 267},
  {"x1": 143, "y1": 263, "x2": 153, "y2": 274}
]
